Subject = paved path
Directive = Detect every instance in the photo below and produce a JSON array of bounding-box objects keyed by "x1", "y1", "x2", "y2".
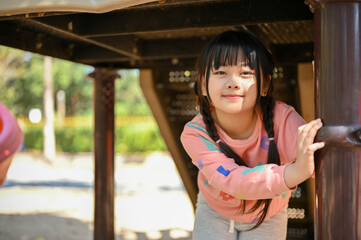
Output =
[{"x1": 0, "y1": 152, "x2": 194, "y2": 240}]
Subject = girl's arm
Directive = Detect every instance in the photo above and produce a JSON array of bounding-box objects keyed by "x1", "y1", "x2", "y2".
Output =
[
  {"x1": 284, "y1": 118, "x2": 325, "y2": 189},
  {"x1": 181, "y1": 118, "x2": 296, "y2": 200}
]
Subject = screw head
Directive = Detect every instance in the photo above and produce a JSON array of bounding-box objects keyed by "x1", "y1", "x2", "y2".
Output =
[{"x1": 356, "y1": 130, "x2": 361, "y2": 142}]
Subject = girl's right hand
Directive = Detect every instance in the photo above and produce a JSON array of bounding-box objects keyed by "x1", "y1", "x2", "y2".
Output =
[{"x1": 284, "y1": 118, "x2": 325, "y2": 189}]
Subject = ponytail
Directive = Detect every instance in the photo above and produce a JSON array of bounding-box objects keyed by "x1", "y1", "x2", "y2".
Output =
[{"x1": 260, "y1": 95, "x2": 280, "y2": 166}]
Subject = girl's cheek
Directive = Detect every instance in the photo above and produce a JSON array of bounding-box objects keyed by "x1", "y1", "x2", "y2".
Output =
[{"x1": 244, "y1": 81, "x2": 256, "y2": 91}]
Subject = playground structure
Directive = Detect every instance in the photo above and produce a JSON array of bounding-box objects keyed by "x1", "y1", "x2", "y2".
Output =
[
  {"x1": 0, "y1": 103, "x2": 23, "y2": 185},
  {"x1": 0, "y1": 0, "x2": 360, "y2": 239}
]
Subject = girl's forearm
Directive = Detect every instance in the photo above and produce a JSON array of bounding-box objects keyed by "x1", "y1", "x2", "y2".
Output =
[{"x1": 284, "y1": 162, "x2": 308, "y2": 189}]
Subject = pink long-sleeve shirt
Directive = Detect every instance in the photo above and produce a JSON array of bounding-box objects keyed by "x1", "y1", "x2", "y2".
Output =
[{"x1": 180, "y1": 102, "x2": 306, "y2": 223}]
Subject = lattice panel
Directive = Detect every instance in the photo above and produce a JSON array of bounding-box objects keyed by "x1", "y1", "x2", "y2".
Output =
[
  {"x1": 166, "y1": 69, "x2": 198, "y2": 119},
  {"x1": 287, "y1": 227, "x2": 310, "y2": 239}
]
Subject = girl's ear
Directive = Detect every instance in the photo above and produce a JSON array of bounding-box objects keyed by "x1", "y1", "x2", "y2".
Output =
[
  {"x1": 261, "y1": 75, "x2": 271, "y2": 97},
  {"x1": 201, "y1": 79, "x2": 207, "y2": 96}
]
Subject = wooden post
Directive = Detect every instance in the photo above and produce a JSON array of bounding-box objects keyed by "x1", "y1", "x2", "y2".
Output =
[
  {"x1": 306, "y1": 1, "x2": 361, "y2": 239},
  {"x1": 298, "y1": 62, "x2": 316, "y2": 229},
  {"x1": 89, "y1": 68, "x2": 119, "y2": 240}
]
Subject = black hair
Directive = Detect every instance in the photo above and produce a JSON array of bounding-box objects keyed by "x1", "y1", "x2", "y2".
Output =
[{"x1": 194, "y1": 30, "x2": 280, "y2": 230}]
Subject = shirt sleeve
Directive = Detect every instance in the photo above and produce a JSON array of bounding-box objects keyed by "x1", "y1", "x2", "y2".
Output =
[
  {"x1": 274, "y1": 102, "x2": 306, "y2": 165},
  {"x1": 180, "y1": 118, "x2": 296, "y2": 200}
]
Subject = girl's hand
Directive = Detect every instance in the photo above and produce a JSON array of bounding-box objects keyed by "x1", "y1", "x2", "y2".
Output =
[{"x1": 284, "y1": 118, "x2": 325, "y2": 189}]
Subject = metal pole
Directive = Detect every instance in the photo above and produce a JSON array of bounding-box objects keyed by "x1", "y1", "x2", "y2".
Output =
[
  {"x1": 89, "y1": 68, "x2": 119, "y2": 240},
  {"x1": 307, "y1": 1, "x2": 361, "y2": 239}
]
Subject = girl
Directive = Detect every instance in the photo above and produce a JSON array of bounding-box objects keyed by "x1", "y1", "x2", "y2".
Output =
[{"x1": 180, "y1": 30, "x2": 324, "y2": 239}]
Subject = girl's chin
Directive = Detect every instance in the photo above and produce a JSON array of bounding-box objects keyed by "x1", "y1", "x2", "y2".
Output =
[{"x1": 215, "y1": 107, "x2": 253, "y2": 115}]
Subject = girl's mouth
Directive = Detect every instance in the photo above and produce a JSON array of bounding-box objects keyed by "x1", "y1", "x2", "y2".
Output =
[{"x1": 223, "y1": 94, "x2": 244, "y2": 99}]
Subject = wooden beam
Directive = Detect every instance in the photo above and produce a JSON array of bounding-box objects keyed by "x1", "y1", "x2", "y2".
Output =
[
  {"x1": 89, "y1": 35, "x2": 140, "y2": 57},
  {"x1": 141, "y1": 37, "x2": 209, "y2": 58},
  {"x1": 79, "y1": 57, "x2": 198, "y2": 69},
  {"x1": 271, "y1": 43, "x2": 314, "y2": 64},
  {"x1": 0, "y1": 21, "x2": 73, "y2": 60},
  {"x1": 139, "y1": 69, "x2": 198, "y2": 208},
  {"x1": 74, "y1": 37, "x2": 208, "y2": 63},
  {"x1": 33, "y1": 0, "x2": 313, "y2": 37},
  {"x1": 23, "y1": 18, "x2": 140, "y2": 59}
]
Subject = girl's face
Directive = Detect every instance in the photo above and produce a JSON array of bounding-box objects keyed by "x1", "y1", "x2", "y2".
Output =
[{"x1": 204, "y1": 62, "x2": 259, "y2": 116}]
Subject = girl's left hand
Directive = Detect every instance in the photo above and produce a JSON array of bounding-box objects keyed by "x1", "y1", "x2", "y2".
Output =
[
  {"x1": 296, "y1": 118, "x2": 325, "y2": 177},
  {"x1": 284, "y1": 118, "x2": 325, "y2": 189}
]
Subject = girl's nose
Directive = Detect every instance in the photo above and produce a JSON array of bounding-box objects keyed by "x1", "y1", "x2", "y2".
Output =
[{"x1": 225, "y1": 76, "x2": 240, "y2": 89}]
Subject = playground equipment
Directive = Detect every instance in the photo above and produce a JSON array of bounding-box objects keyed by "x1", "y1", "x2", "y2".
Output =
[
  {"x1": 1, "y1": 0, "x2": 360, "y2": 239},
  {"x1": 0, "y1": 103, "x2": 23, "y2": 185}
]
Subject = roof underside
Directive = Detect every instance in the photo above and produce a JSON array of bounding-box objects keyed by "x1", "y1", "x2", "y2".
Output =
[{"x1": 0, "y1": 0, "x2": 314, "y2": 69}]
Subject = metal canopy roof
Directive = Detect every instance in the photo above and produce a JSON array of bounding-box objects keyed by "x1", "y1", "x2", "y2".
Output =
[{"x1": 0, "y1": 0, "x2": 314, "y2": 69}]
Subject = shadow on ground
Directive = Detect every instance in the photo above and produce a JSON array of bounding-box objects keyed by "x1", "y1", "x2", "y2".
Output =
[
  {"x1": 0, "y1": 213, "x2": 192, "y2": 240},
  {"x1": 0, "y1": 213, "x2": 92, "y2": 240},
  {"x1": 2, "y1": 180, "x2": 93, "y2": 189}
]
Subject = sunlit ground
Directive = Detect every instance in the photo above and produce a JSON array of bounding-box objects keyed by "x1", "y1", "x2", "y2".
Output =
[{"x1": 0, "y1": 151, "x2": 194, "y2": 240}]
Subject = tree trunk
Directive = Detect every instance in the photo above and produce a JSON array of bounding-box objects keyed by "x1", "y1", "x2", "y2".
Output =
[{"x1": 43, "y1": 56, "x2": 56, "y2": 162}]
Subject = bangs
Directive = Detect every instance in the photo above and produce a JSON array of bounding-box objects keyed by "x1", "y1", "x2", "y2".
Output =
[{"x1": 210, "y1": 40, "x2": 257, "y2": 71}]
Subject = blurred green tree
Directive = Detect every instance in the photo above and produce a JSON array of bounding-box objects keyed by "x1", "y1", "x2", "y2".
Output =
[
  {"x1": 115, "y1": 69, "x2": 151, "y2": 116},
  {"x1": 0, "y1": 46, "x2": 26, "y2": 114},
  {"x1": 0, "y1": 46, "x2": 151, "y2": 117},
  {"x1": 52, "y1": 58, "x2": 93, "y2": 116}
]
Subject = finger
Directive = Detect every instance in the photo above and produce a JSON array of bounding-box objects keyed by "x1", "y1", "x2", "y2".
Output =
[
  {"x1": 298, "y1": 122, "x2": 322, "y2": 149},
  {"x1": 306, "y1": 121, "x2": 323, "y2": 141},
  {"x1": 308, "y1": 142, "x2": 325, "y2": 152},
  {"x1": 298, "y1": 124, "x2": 306, "y2": 132},
  {"x1": 298, "y1": 120, "x2": 320, "y2": 138},
  {"x1": 302, "y1": 118, "x2": 322, "y2": 134},
  {"x1": 297, "y1": 123, "x2": 310, "y2": 139},
  {"x1": 298, "y1": 119, "x2": 322, "y2": 144}
]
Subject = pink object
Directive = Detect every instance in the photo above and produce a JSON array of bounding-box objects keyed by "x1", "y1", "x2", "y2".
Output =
[{"x1": 0, "y1": 103, "x2": 23, "y2": 185}]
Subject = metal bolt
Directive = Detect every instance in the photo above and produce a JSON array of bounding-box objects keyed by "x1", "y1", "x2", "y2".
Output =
[
  {"x1": 356, "y1": 130, "x2": 361, "y2": 142},
  {"x1": 68, "y1": 21, "x2": 73, "y2": 31}
]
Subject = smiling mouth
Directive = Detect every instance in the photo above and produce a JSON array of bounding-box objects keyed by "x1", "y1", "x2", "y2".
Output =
[{"x1": 223, "y1": 94, "x2": 244, "y2": 98}]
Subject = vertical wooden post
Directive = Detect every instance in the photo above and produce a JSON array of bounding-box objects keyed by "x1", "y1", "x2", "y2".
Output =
[
  {"x1": 298, "y1": 62, "x2": 316, "y2": 229},
  {"x1": 306, "y1": 1, "x2": 361, "y2": 239},
  {"x1": 89, "y1": 68, "x2": 119, "y2": 240}
]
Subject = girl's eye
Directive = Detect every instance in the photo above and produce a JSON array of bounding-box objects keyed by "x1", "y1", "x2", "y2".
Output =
[
  {"x1": 241, "y1": 71, "x2": 254, "y2": 77},
  {"x1": 214, "y1": 71, "x2": 226, "y2": 75}
]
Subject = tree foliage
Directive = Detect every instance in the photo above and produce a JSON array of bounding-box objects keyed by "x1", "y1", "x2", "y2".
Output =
[
  {"x1": 52, "y1": 58, "x2": 93, "y2": 116},
  {"x1": 0, "y1": 46, "x2": 163, "y2": 153},
  {"x1": 115, "y1": 69, "x2": 151, "y2": 116},
  {"x1": 0, "y1": 46, "x2": 151, "y2": 117},
  {"x1": 0, "y1": 46, "x2": 26, "y2": 114}
]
